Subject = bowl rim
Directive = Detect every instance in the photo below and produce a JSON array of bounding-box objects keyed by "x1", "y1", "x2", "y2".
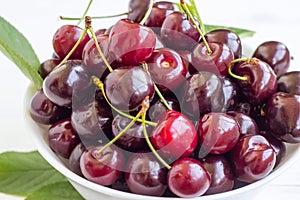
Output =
[{"x1": 24, "y1": 84, "x2": 300, "y2": 200}]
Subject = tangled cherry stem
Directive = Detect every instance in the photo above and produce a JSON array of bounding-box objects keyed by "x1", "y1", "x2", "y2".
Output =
[
  {"x1": 180, "y1": 0, "x2": 212, "y2": 55},
  {"x1": 60, "y1": 12, "x2": 129, "y2": 21},
  {"x1": 141, "y1": 98, "x2": 172, "y2": 170},
  {"x1": 142, "y1": 63, "x2": 172, "y2": 111},
  {"x1": 227, "y1": 58, "x2": 255, "y2": 81},
  {"x1": 77, "y1": 0, "x2": 93, "y2": 25},
  {"x1": 139, "y1": 0, "x2": 154, "y2": 25},
  {"x1": 92, "y1": 76, "x2": 157, "y2": 127}
]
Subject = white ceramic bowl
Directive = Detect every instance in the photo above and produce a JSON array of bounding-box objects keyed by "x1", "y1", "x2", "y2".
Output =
[{"x1": 24, "y1": 83, "x2": 300, "y2": 200}]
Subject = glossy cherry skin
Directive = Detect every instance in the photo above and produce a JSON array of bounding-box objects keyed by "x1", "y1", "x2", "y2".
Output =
[
  {"x1": 204, "y1": 29, "x2": 242, "y2": 59},
  {"x1": 38, "y1": 58, "x2": 61, "y2": 79},
  {"x1": 43, "y1": 60, "x2": 93, "y2": 108},
  {"x1": 69, "y1": 143, "x2": 86, "y2": 176},
  {"x1": 109, "y1": 19, "x2": 156, "y2": 65},
  {"x1": 230, "y1": 135, "x2": 276, "y2": 183},
  {"x1": 221, "y1": 78, "x2": 238, "y2": 112},
  {"x1": 252, "y1": 41, "x2": 290, "y2": 76},
  {"x1": 227, "y1": 111, "x2": 259, "y2": 137},
  {"x1": 197, "y1": 113, "x2": 240, "y2": 157},
  {"x1": 105, "y1": 66, "x2": 155, "y2": 111},
  {"x1": 233, "y1": 59, "x2": 278, "y2": 105},
  {"x1": 127, "y1": 0, "x2": 150, "y2": 23},
  {"x1": 266, "y1": 92, "x2": 300, "y2": 143},
  {"x1": 167, "y1": 157, "x2": 211, "y2": 198},
  {"x1": 201, "y1": 155, "x2": 234, "y2": 195},
  {"x1": 30, "y1": 89, "x2": 71, "y2": 125},
  {"x1": 150, "y1": 110, "x2": 198, "y2": 159},
  {"x1": 191, "y1": 42, "x2": 235, "y2": 76},
  {"x1": 80, "y1": 145, "x2": 124, "y2": 186},
  {"x1": 48, "y1": 118, "x2": 81, "y2": 159},
  {"x1": 180, "y1": 71, "x2": 225, "y2": 119},
  {"x1": 160, "y1": 11, "x2": 200, "y2": 51},
  {"x1": 125, "y1": 153, "x2": 167, "y2": 196},
  {"x1": 147, "y1": 48, "x2": 187, "y2": 91},
  {"x1": 278, "y1": 71, "x2": 300, "y2": 95},
  {"x1": 52, "y1": 25, "x2": 90, "y2": 59}
]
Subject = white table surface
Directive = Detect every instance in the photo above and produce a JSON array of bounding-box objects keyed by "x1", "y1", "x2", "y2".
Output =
[{"x1": 1, "y1": 0, "x2": 300, "y2": 199}]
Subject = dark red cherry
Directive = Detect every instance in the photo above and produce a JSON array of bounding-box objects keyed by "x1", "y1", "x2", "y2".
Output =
[
  {"x1": 52, "y1": 25, "x2": 90, "y2": 59},
  {"x1": 204, "y1": 29, "x2": 242, "y2": 59},
  {"x1": 30, "y1": 89, "x2": 71, "y2": 125},
  {"x1": 252, "y1": 41, "x2": 290, "y2": 76},
  {"x1": 265, "y1": 92, "x2": 300, "y2": 143},
  {"x1": 160, "y1": 11, "x2": 200, "y2": 51},
  {"x1": 191, "y1": 42, "x2": 235, "y2": 76},
  {"x1": 201, "y1": 155, "x2": 234, "y2": 195},
  {"x1": 150, "y1": 110, "x2": 198, "y2": 159},
  {"x1": 167, "y1": 157, "x2": 211, "y2": 198},
  {"x1": 125, "y1": 153, "x2": 167, "y2": 196},
  {"x1": 38, "y1": 58, "x2": 61, "y2": 79},
  {"x1": 227, "y1": 111, "x2": 259, "y2": 137},
  {"x1": 48, "y1": 118, "x2": 81, "y2": 159},
  {"x1": 221, "y1": 77, "x2": 238, "y2": 112},
  {"x1": 197, "y1": 113, "x2": 240, "y2": 157},
  {"x1": 105, "y1": 66, "x2": 155, "y2": 111},
  {"x1": 128, "y1": 0, "x2": 150, "y2": 23},
  {"x1": 43, "y1": 60, "x2": 93, "y2": 107},
  {"x1": 69, "y1": 143, "x2": 86, "y2": 176},
  {"x1": 94, "y1": 28, "x2": 107, "y2": 36},
  {"x1": 230, "y1": 134, "x2": 276, "y2": 183},
  {"x1": 109, "y1": 19, "x2": 156, "y2": 65},
  {"x1": 147, "y1": 48, "x2": 186, "y2": 91},
  {"x1": 277, "y1": 71, "x2": 300, "y2": 95},
  {"x1": 233, "y1": 59, "x2": 278, "y2": 105},
  {"x1": 80, "y1": 145, "x2": 124, "y2": 186}
]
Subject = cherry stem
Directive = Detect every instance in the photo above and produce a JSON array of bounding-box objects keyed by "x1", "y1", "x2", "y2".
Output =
[
  {"x1": 84, "y1": 16, "x2": 113, "y2": 73},
  {"x1": 92, "y1": 76, "x2": 158, "y2": 127},
  {"x1": 227, "y1": 58, "x2": 253, "y2": 81},
  {"x1": 180, "y1": 0, "x2": 212, "y2": 55},
  {"x1": 139, "y1": 0, "x2": 154, "y2": 25},
  {"x1": 77, "y1": 0, "x2": 93, "y2": 25},
  {"x1": 141, "y1": 101, "x2": 172, "y2": 170},
  {"x1": 142, "y1": 63, "x2": 172, "y2": 111},
  {"x1": 60, "y1": 12, "x2": 129, "y2": 21},
  {"x1": 189, "y1": 0, "x2": 206, "y2": 34}
]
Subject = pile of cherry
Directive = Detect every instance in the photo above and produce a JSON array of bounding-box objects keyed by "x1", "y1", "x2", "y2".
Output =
[{"x1": 29, "y1": 0, "x2": 300, "y2": 198}]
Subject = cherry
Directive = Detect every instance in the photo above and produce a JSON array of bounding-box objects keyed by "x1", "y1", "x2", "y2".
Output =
[
  {"x1": 125, "y1": 153, "x2": 167, "y2": 196},
  {"x1": 232, "y1": 58, "x2": 278, "y2": 105},
  {"x1": 265, "y1": 92, "x2": 300, "y2": 143},
  {"x1": 167, "y1": 157, "x2": 211, "y2": 198},
  {"x1": 277, "y1": 71, "x2": 300, "y2": 95},
  {"x1": 80, "y1": 144, "x2": 124, "y2": 186},
  {"x1": 48, "y1": 118, "x2": 81, "y2": 159},
  {"x1": 43, "y1": 60, "x2": 93, "y2": 107},
  {"x1": 38, "y1": 58, "x2": 61, "y2": 79},
  {"x1": 108, "y1": 18, "x2": 156, "y2": 65},
  {"x1": 160, "y1": 11, "x2": 200, "y2": 51},
  {"x1": 147, "y1": 47, "x2": 187, "y2": 91},
  {"x1": 201, "y1": 155, "x2": 234, "y2": 195},
  {"x1": 69, "y1": 143, "x2": 86, "y2": 176},
  {"x1": 30, "y1": 89, "x2": 71, "y2": 125},
  {"x1": 104, "y1": 66, "x2": 155, "y2": 111},
  {"x1": 221, "y1": 77, "x2": 238, "y2": 112},
  {"x1": 204, "y1": 29, "x2": 242, "y2": 59},
  {"x1": 52, "y1": 25, "x2": 90, "y2": 59},
  {"x1": 127, "y1": 0, "x2": 151, "y2": 23},
  {"x1": 150, "y1": 110, "x2": 198, "y2": 159},
  {"x1": 252, "y1": 41, "x2": 290, "y2": 76},
  {"x1": 197, "y1": 112, "x2": 240, "y2": 157},
  {"x1": 229, "y1": 134, "x2": 276, "y2": 183},
  {"x1": 191, "y1": 42, "x2": 235, "y2": 76}
]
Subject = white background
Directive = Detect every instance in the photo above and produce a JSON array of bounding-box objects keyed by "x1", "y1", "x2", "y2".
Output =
[{"x1": 0, "y1": 0, "x2": 300, "y2": 199}]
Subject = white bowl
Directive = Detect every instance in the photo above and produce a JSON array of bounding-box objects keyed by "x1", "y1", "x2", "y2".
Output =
[{"x1": 24, "y1": 83, "x2": 300, "y2": 200}]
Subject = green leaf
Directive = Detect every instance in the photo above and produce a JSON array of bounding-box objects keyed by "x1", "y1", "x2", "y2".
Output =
[
  {"x1": 204, "y1": 24, "x2": 256, "y2": 38},
  {"x1": 0, "y1": 16, "x2": 43, "y2": 89},
  {"x1": 0, "y1": 151, "x2": 66, "y2": 196},
  {"x1": 25, "y1": 181, "x2": 84, "y2": 200}
]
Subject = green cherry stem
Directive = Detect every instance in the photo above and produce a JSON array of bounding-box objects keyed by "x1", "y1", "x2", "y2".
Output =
[
  {"x1": 92, "y1": 76, "x2": 158, "y2": 127},
  {"x1": 77, "y1": 0, "x2": 93, "y2": 25},
  {"x1": 60, "y1": 12, "x2": 129, "y2": 21},
  {"x1": 180, "y1": 0, "x2": 212, "y2": 55},
  {"x1": 139, "y1": 0, "x2": 154, "y2": 25},
  {"x1": 227, "y1": 57, "x2": 252, "y2": 81},
  {"x1": 142, "y1": 63, "x2": 172, "y2": 111},
  {"x1": 85, "y1": 16, "x2": 113, "y2": 72},
  {"x1": 189, "y1": 0, "x2": 206, "y2": 34}
]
